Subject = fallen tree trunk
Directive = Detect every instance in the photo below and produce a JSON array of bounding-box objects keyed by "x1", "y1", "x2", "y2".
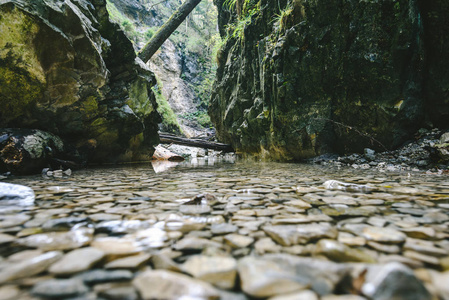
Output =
[
  {"x1": 138, "y1": 0, "x2": 203, "y2": 63},
  {"x1": 159, "y1": 133, "x2": 234, "y2": 152}
]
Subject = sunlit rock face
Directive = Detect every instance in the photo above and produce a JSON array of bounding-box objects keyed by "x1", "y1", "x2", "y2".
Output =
[
  {"x1": 210, "y1": 0, "x2": 449, "y2": 160},
  {"x1": 0, "y1": 0, "x2": 160, "y2": 165}
]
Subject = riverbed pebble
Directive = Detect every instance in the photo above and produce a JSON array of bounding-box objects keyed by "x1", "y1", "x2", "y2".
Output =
[
  {"x1": 133, "y1": 269, "x2": 219, "y2": 300},
  {"x1": 49, "y1": 247, "x2": 105, "y2": 275},
  {"x1": 1, "y1": 159, "x2": 448, "y2": 299}
]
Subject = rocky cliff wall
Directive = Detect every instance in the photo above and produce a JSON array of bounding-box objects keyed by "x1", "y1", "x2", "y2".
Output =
[
  {"x1": 210, "y1": 0, "x2": 449, "y2": 160},
  {"x1": 0, "y1": 0, "x2": 160, "y2": 167},
  {"x1": 107, "y1": 0, "x2": 217, "y2": 137}
]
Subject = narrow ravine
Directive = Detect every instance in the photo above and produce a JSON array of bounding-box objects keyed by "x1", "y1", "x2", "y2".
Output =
[{"x1": 1, "y1": 0, "x2": 449, "y2": 299}]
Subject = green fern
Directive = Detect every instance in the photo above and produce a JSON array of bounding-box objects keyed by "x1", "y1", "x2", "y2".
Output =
[
  {"x1": 273, "y1": 4, "x2": 293, "y2": 31},
  {"x1": 223, "y1": 0, "x2": 237, "y2": 11}
]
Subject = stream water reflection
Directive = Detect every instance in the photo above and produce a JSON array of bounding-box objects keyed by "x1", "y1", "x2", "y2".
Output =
[{"x1": 0, "y1": 158, "x2": 448, "y2": 299}]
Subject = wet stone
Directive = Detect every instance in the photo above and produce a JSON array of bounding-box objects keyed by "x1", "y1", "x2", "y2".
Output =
[
  {"x1": 7, "y1": 249, "x2": 43, "y2": 262},
  {"x1": 255, "y1": 237, "x2": 282, "y2": 254},
  {"x1": 0, "y1": 251, "x2": 63, "y2": 283},
  {"x1": 263, "y1": 223, "x2": 338, "y2": 246},
  {"x1": 133, "y1": 270, "x2": 219, "y2": 300},
  {"x1": 211, "y1": 223, "x2": 238, "y2": 235},
  {"x1": 95, "y1": 220, "x2": 152, "y2": 235},
  {"x1": 338, "y1": 232, "x2": 366, "y2": 246},
  {"x1": 395, "y1": 208, "x2": 426, "y2": 216},
  {"x1": 271, "y1": 214, "x2": 332, "y2": 225},
  {"x1": 361, "y1": 262, "x2": 431, "y2": 300},
  {"x1": 367, "y1": 241, "x2": 401, "y2": 254},
  {"x1": 89, "y1": 213, "x2": 122, "y2": 222},
  {"x1": 0, "y1": 233, "x2": 15, "y2": 244},
  {"x1": 323, "y1": 180, "x2": 373, "y2": 192},
  {"x1": 42, "y1": 217, "x2": 89, "y2": 231},
  {"x1": 96, "y1": 283, "x2": 138, "y2": 300},
  {"x1": 31, "y1": 278, "x2": 88, "y2": 299},
  {"x1": 315, "y1": 239, "x2": 376, "y2": 263},
  {"x1": 367, "y1": 217, "x2": 388, "y2": 228},
  {"x1": 174, "y1": 237, "x2": 222, "y2": 251},
  {"x1": 268, "y1": 290, "x2": 319, "y2": 300},
  {"x1": 400, "y1": 227, "x2": 436, "y2": 239},
  {"x1": 403, "y1": 251, "x2": 441, "y2": 266},
  {"x1": 164, "y1": 216, "x2": 207, "y2": 233},
  {"x1": 79, "y1": 269, "x2": 133, "y2": 285},
  {"x1": 254, "y1": 209, "x2": 279, "y2": 217},
  {"x1": 404, "y1": 238, "x2": 448, "y2": 257},
  {"x1": 2, "y1": 158, "x2": 449, "y2": 299},
  {"x1": 49, "y1": 247, "x2": 105, "y2": 275},
  {"x1": 131, "y1": 227, "x2": 168, "y2": 249},
  {"x1": 320, "y1": 205, "x2": 377, "y2": 217},
  {"x1": 428, "y1": 270, "x2": 449, "y2": 300},
  {"x1": 0, "y1": 182, "x2": 35, "y2": 206},
  {"x1": 321, "y1": 295, "x2": 367, "y2": 300},
  {"x1": 91, "y1": 237, "x2": 143, "y2": 257},
  {"x1": 361, "y1": 226, "x2": 407, "y2": 244},
  {"x1": 378, "y1": 254, "x2": 424, "y2": 269},
  {"x1": 17, "y1": 228, "x2": 94, "y2": 251},
  {"x1": 322, "y1": 196, "x2": 359, "y2": 206},
  {"x1": 284, "y1": 199, "x2": 312, "y2": 209},
  {"x1": 238, "y1": 256, "x2": 307, "y2": 298},
  {"x1": 0, "y1": 285, "x2": 20, "y2": 300},
  {"x1": 183, "y1": 255, "x2": 237, "y2": 289},
  {"x1": 239, "y1": 254, "x2": 349, "y2": 297},
  {"x1": 0, "y1": 214, "x2": 31, "y2": 228},
  {"x1": 150, "y1": 253, "x2": 183, "y2": 272},
  {"x1": 179, "y1": 204, "x2": 212, "y2": 214},
  {"x1": 422, "y1": 211, "x2": 449, "y2": 223},
  {"x1": 105, "y1": 253, "x2": 151, "y2": 270},
  {"x1": 224, "y1": 234, "x2": 254, "y2": 248}
]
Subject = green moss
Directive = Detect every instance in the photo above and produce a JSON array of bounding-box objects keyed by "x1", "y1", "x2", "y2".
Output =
[
  {"x1": 144, "y1": 28, "x2": 156, "y2": 41},
  {"x1": 127, "y1": 78, "x2": 153, "y2": 118},
  {"x1": 106, "y1": 0, "x2": 138, "y2": 43},
  {"x1": 0, "y1": 66, "x2": 44, "y2": 124},
  {"x1": 96, "y1": 129, "x2": 119, "y2": 149},
  {"x1": 90, "y1": 117, "x2": 109, "y2": 136},
  {"x1": 0, "y1": 7, "x2": 45, "y2": 81},
  {"x1": 152, "y1": 78, "x2": 183, "y2": 135},
  {"x1": 80, "y1": 96, "x2": 99, "y2": 120},
  {"x1": 180, "y1": 111, "x2": 213, "y2": 129},
  {"x1": 0, "y1": 7, "x2": 46, "y2": 124}
]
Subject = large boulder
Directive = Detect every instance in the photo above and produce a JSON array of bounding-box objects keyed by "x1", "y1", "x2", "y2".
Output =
[
  {"x1": 0, "y1": 0, "x2": 160, "y2": 166},
  {"x1": 0, "y1": 128, "x2": 83, "y2": 174},
  {"x1": 210, "y1": 0, "x2": 449, "y2": 160}
]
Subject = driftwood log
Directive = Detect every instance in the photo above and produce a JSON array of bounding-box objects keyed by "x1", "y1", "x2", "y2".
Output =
[{"x1": 159, "y1": 133, "x2": 234, "y2": 152}]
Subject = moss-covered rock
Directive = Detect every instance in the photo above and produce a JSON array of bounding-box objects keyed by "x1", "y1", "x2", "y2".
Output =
[
  {"x1": 0, "y1": 128, "x2": 65, "y2": 174},
  {"x1": 210, "y1": 0, "x2": 449, "y2": 160},
  {"x1": 0, "y1": 0, "x2": 160, "y2": 166}
]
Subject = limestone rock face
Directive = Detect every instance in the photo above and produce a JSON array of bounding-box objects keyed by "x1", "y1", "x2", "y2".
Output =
[
  {"x1": 148, "y1": 39, "x2": 199, "y2": 136},
  {"x1": 107, "y1": 0, "x2": 216, "y2": 138},
  {"x1": 0, "y1": 0, "x2": 160, "y2": 167},
  {"x1": 210, "y1": 0, "x2": 449, "y2": 160}
]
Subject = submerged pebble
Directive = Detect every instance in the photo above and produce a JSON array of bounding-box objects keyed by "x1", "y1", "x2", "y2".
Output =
[{"x1": 0, "y1": 159, "x2": 448, "y2": 299}]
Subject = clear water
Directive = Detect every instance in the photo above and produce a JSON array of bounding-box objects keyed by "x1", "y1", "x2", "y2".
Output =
[{"x1": 1, "y1": 158, "x2": 448, "y2": 298}]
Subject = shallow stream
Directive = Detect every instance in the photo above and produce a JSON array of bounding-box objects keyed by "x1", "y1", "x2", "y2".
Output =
[{"x1": 0, "y1": 158, "x2": 448, "y2": 299}]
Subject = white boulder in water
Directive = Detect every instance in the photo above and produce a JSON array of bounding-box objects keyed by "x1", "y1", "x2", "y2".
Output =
[
  {"x1": 0, "y1": 182, "x2": 35, "y2": 206},
  {"x1": 323, "y1": 180, "x2": 373, "y2": 192}
]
